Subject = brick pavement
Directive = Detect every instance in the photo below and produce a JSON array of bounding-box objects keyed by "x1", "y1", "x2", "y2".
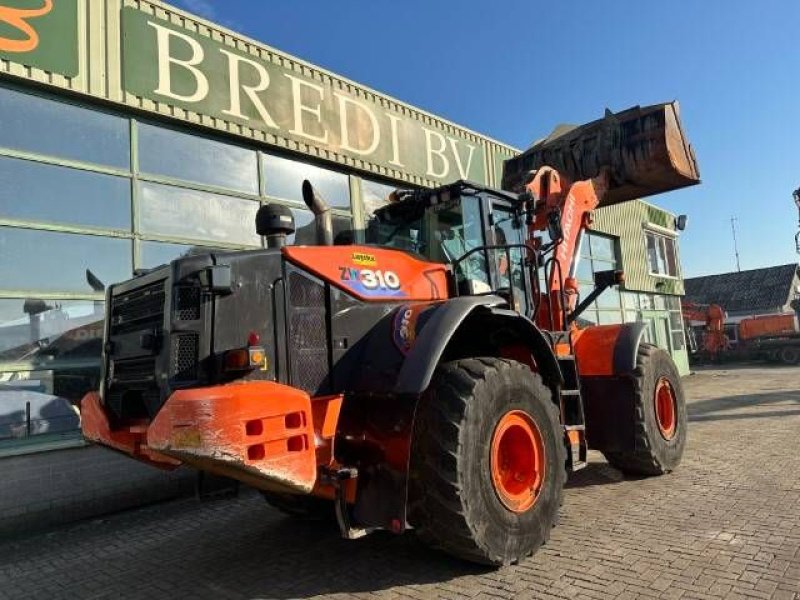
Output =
[{"x1": 0, "y1": 364, "x2": 798, "y2": 600}]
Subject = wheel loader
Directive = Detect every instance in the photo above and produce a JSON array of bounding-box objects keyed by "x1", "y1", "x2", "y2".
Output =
[{"x1": 82, "y1": 102, "x2": 700, "y2": 565}]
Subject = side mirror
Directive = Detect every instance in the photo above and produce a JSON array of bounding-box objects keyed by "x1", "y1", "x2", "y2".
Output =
[{"x1": 676, "y1": 214, "x2": 688, "y2": 231}]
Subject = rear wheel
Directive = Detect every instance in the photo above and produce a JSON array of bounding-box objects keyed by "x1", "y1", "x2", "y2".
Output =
[
  {"x1": 604, "y1": 344, "x2": 687, "y2": 475},
  {"x1": 779, "y1": 346, "x2": 800, "y2": 365},
  {"x1": 409, "y1": 357, "x2": 565, "y2": 566},
  {"x1": 261, "y1": 491, "x2": 335, "y2": 521}
]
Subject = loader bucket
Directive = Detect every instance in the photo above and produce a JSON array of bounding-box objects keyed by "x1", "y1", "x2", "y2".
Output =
[{"x1": 501, "y1": 102, "x2": 700, "y2": 206}]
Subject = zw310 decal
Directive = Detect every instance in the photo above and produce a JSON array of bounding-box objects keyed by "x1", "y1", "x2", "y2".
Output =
[{"x1": 339, "y1": 267, "x2": 401, "y2": 291}]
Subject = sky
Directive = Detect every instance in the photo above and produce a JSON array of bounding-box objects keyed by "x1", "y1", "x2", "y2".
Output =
[{"x1": 172, "y1": 0, "x2": 800, "y2": 278}]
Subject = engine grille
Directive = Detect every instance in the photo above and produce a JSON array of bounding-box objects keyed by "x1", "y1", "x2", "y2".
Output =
[
  {"x1": 175, "y1": 285, "x2": 201, "y2": 321},
  {"x1": 110, "y1": 281, "x2": 165, "y2": 336},
  {"x1": 106, "y1": 279, "x2": 168, "y2": 420},
  {"x1": 288, "y1": 271, "x2": 329, "y2": 394},
  {"x1": 171, "y1": 333, "x2": 199, "y2": 381}
]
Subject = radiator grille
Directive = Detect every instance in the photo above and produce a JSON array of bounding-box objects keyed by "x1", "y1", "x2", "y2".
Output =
[
  {"x1": 175, "y1": 286, "x2": 201, "y2": 321},
  {"x1": 288, "y1": 271, "x2": 328, "y2": 394},
  {"x1": 112, "y1": 357, "x2": 156, "y2": 383},
  {"x1": 171, "y1": 333, "x2": 199, "y2": 381},
  {"x1": 110, "y1": 281, "x2": 165, "y2": 336}
]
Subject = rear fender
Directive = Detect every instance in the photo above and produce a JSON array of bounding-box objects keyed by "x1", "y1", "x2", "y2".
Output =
[{"x1": 575, "y1": 322, "x2": 647, "y2": 452}]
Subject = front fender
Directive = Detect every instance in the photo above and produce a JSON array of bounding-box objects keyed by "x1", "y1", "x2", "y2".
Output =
[{"x1": 394, "y1": 297, "x2": 562, "y2": 395}]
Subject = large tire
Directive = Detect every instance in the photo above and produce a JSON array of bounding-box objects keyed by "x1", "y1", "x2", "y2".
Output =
[
  {"x1": 604, "y1": 344, "x2": 687, "y2": 475},
  {"x1": 779, "y1": 346, "x2": 800, "y2": 365},
  {"x1": 261, "y1": 491, "x2": 335, "y2": 521},
  {"x1": 408, "y1": 357, "x2": 566, "y2": 566}
]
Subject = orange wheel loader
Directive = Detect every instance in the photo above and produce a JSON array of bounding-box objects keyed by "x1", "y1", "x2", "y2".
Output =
[{"x1": 82, "y1": 102, "x2": 699, "y2": 565}]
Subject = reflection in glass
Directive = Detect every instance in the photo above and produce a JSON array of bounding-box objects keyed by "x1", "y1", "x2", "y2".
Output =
[
  {"x1": 362, "y1": 179, "x2": 397, "y2": 216},
  {"x1": 0, "y1": 298, "x2": 104, "y2": 363},
  {"x1": 596, "y1": 286, "x2": 621, "y2": 310},
  {"x1": 289, "y1": 207, "x2": 351, "y2": 245},
  {"x1": 576, "y1": 257, "x2": 594, "y2": 283},
  {"x1": 263, "y1": 154, "x2": 350, "y2": 208},
  {"x1": 140, "y1": 241, "x2": 227, "y2": 270},
  {"x1": 0, "y1": 228, "x2": 131, "y2": 293},
  {"x1": 138, "y1": 123, "x2": 258, "y2": 194},
  {"x1": 589, "y1": 233, "x2": 616, "y2": 261},
  {"x1": 0, "y1": 86, "x2": 129, "y2": 168},
  {"x1": 138, "y1": 182, "x2": 261, "y2": 246},
  {"x1": 0, "y1": 156, "x2": 131, "y2": 230},
  {"x1": 0, "y1": 369, "x2": 86, "y2": 442},
  {"x1": 598, "y1": 311, "x2": 623, "y2": 325}
]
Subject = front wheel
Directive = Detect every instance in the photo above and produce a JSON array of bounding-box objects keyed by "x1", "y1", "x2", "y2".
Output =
[
  {"x1": 604, "y1": 344, "x2": 688, "y2": 475},
  {"x1": 408, "y1": 357, "x2": 566, "y2": 566}
]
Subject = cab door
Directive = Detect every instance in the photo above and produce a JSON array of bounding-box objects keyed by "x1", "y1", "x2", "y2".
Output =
[{"x1": 487, "y1": 202, "x2": 532, "y2": 316}]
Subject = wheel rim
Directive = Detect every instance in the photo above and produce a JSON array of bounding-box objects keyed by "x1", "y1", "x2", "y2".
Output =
[
  {"x1": 655, "y1": 377, "x2": 677, "y2": 440},
  {"x1": 490, "y1": 410, "x2": 545, "y2": 513}
]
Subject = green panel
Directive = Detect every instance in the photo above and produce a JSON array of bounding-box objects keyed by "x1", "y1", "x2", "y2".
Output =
[
  {"x1": 592, "y1": 200, "x2": 685, "y2": 296},
  {"x1": 0, "y1": 0, "x2": 78, "y2": 77},
  {"x1": 673, "y1": 348, "x2": 690, "y2": 377},
  {"x1": 121, "y1": 7, "x2": 486, "y2": 184}
]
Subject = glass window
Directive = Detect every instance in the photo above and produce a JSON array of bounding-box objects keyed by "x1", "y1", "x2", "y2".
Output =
[
  {"x1": 622, "y1": 291, "x2": 639, "y2": 310},
  {"x1": 0, "y1": 228, "x2": 131, "y2": 293},
  {"x1": 645, "y1": 231, "x2": 678, "y2": 277},
  {"x1": 138, "y1": 182, "x2": 261, "y2": 247},
  {"x1": 598, "y1": 311, "x2": 623, "y2": 325},
  {"x1": 671, "y1": 331, "x2": 685, "y2": 350},
  {"x1": 0, "y1": 298, "x2": 104, "y2": 363},
  {"x1": 576, "y1": 310, "x2": 598, "y2": 326},
  {"x1": 263, "y1": 154, "x2": 350, "y2": 209},
  {"x1": 138, "y1": 123, "x2": 258, "y2": 194},
  {"x1": 624, "y1": 310, "x2": 639, "y2": 323},
  {"x1": 362, "y1": 179, "x2": 397, "y2": 217},
  {"x1": 669, "y1": 311, "x2": 684, "y2": 331},
  {"x1": 0, "y1": 86, "x2": 129, "y2": 168},
  {"x1": 640, "y1": 294, "x2": 656, "y2": 310},
  {"x1": 596, "y1": 286, "x2": 621, "y2": 310},
  {"x1": 140, "y1": 241, "x2": 224, "y2": 270},
  {"x1": 0, "y1": 368, "x2": 89, "y2": 444},
  {"x1": 492, "y1": 208, "x2": 529, "y2": 313},
  {"x1": 589, "y1": 234, "x2": 616, "y2": 261},
  {"x1": 0, "y1": 156, "x2": 130, "y2": 230},
  {"x1": 575, "y1": 257, "x2": 594, "y2": 283},
  {"x1": 289, "y1": 207, "x2": 351, "y2": 245}
]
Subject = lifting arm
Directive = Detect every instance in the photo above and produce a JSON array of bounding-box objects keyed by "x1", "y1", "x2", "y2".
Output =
[{"x1": 521, "y1": 167, "x2": 609, "y2": 331}]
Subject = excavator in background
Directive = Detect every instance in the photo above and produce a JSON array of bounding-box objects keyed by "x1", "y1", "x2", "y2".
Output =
[
  {"x1": 81, "y1": 102, "x2": 700, "y2": 565},
  {"x1": 683, "y1": 301, "x2": 800, "y2": 365},
  {"x1": 681, "y1": 301, "x2": 728, "y2": 360}
]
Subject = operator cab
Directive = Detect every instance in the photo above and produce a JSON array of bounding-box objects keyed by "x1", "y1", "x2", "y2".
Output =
[{"x1": 367, "y1": 181, "x2": 535, "y2": 314}]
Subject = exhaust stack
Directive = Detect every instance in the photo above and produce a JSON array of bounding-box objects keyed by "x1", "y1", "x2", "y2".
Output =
[{"x1": 302, "y1": 179, "x2": 333, "y2": 246}]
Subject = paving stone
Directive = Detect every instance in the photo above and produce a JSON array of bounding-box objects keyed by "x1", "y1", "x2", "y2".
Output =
[{"x1": 0, "y1": 364, "x2": 798, "y2": 600}]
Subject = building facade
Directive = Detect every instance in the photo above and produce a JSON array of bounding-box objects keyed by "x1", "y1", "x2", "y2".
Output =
[{"x1": 0, "y1": 0, "x2": 688, "y2": 534}]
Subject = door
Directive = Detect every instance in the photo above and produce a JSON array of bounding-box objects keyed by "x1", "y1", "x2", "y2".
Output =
[{"x1": 640, "y1": 311, "x2": 673, "y2": 354}]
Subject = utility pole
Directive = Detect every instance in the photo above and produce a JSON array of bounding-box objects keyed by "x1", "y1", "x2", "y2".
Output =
[{"x1": 730, "y1": 216, "x2": 741, "y2": 272}]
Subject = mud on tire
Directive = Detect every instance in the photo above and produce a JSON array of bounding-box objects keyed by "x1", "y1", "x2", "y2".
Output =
[
  {"x1": 604, "y1": 343, "x2": 687, "y2": 475},
  {"x1": 408, "y1": 357, "x2": 566, "y2": 566}
]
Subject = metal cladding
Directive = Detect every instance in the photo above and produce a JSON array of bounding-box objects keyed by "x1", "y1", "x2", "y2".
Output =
[{"x1": 501, "y1": 102, "x2": 700, "y2": 206}]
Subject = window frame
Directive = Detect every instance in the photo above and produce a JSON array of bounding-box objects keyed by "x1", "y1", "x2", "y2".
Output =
[{"x1": 644, "y1": 227, "x2": 680, "y2": 279}]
